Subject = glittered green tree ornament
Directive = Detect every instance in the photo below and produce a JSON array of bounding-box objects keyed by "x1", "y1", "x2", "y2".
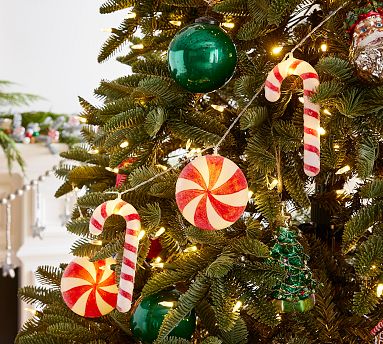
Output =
[
  {"x1": 269, "y1": 226, "x2": 316, "y2": 313},
  {"x1": 130, "y1": 290, "x2": 196, "y2": 343},
  {"x1": 168, "y1": 17, "x2": 237, "y2": 93}
]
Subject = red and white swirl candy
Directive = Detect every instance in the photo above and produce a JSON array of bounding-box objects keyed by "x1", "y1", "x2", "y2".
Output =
[
  {"x1": 372, "y1": 319, "x2": 383, "y2": 336},
  {"x1": 265, "y1": 56, "x2": 320, "y2": 176},
  {"x1": 61, "y1": 257, "x2": 118, "y2": 317},
  {"x1": 89, "y1": 198, "x2": 141, "y2": 312},
  {"x1": 176, "y1": 155, "x2": 248, "y2": 230}
]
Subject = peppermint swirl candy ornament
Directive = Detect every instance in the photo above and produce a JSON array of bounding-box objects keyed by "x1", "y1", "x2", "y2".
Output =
[
  {"x1": 176, "y1": 155, "x2": 248, "y2": 230},
  {"x1": 61, "y1": 257, "x2": 118, "y2": 317}
]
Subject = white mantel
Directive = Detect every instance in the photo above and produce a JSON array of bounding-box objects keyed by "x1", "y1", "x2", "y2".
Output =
[{"x1": 0, "y1": 143, "x2": 76, "y2": 326}]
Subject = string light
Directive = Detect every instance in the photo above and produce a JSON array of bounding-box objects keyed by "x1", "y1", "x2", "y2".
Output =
[
  {"x1": 88, "y1": 149, "x2": 99, "y2": 154},
  {"x1": 318, "y1": 127, "x2": 326, "y2": 135},
  {"x1": 120, "y1": 141, "x2": 129, "y2": 148},
  {"x1": 138, "y1": 230, "x2": 146, "y2": 241},
  {"x1": 105, "y1": 167, "x2": 120, "y2": 173},
  {"x1": 126, "y1": 12, "x2": 137, "y2": 19},
  {"x1": 183, "y1": 246, "x2": 198, "y2": 253},
  {"x1": 268, "y1": 179, "x2": 279, "y2": 190},
  {"x1": 377, "y1": 283, "x2": 383, "y2": 297},
  {"x1": 272, "y1": 46, "x2": 283, "y2": 55},
  {"x1": 333, "y1": 144, "x2": 340, "y2": 151},
  {"x1": 320, "y1": 42, "x2": 328, "y2": 52},
  {"x1": 335, "y1": 165, "x2": 351, "y2": 175},
  {"x1": 336, "y1": 189, "x2": 344, "y2": 195},
  {"x1": 101, "y1": 28, "x2": 113, "y2": 33},
  {"x1": 154, "y1": 227, "x2": 166, "y2": 238},
  {"x1": 248, "y1": 190, "x2": 254, "y2": 199},
  {"x1": 131, "y1": 43, "x2": 144, "y2": 50},
  {"x1": 169, "y1": 20, "x2": 182, "y2": 26},
  {"x1": 371, "y1": 265, "x2": 377, "y2": 270},
  {"x1": 211, "y1": 104, "x2": 226, "y2": 112},
  {"x1": 222, "y1": 22, "x2": 235, "y2": 29},
  {"x1": 156, "y1": 164, "x2": 168, "y2": 171},
  {"x1": 232, "y1": 301, "x2": 242, "y2": 312},
  {"x1": 298, "y1": 96, "x2": 304, "y2": 103},
  {"x1": 91, "y1": 239, "x2": 103, "y2": 246},
  {"x1": 151, "y1": 262, "x2": 164, "y2": 268},
  {"x1": 24, "y1": 308, "x2": 37, "y2": 316},
  {"x1": 154, "y1": 257, "x2": 162, "y2": 263},
  {"x1": 159, "y1": 301, "x2": 174, "y2": 307},
  {"x1": 323, "y1": 109, "x2": 332, "y2": 115}
]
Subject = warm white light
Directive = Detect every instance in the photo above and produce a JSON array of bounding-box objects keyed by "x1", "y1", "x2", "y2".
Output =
[
  {"x1": 323, "y1": 109, "x2": 332, "y2": 116},
  {"x1": 211, "y1": 104, "x2": 226, "y2": 112},
  {"x1": 268, "y1": 179, "x2": 279, "y2": 190},
  {"x1": 371, "y1": 265, "x2": 377, "y2": 270},
  {"x1": 318, "y1": 127, "x2": 326, "y2": 135},
  {"x1": 184, "y1": 246, "x2": 198, "y2": 253},
  {"x1": 151, "y1": 262, "x2": 164, "y2": 268},
  {"x1": 298, "y1": 96, "x2": 304, "y2": 103},
  {"x1": 24, "y1": 308, "x2": 37, "y2": 316},
  {"x1": 101, "y1": 28, "x2": 113, "y2": 33},
  {"x1": 377, "y1": 283, "x2": 383, "y2": 297},
  {"x1": 105, "y1": 167, "x2": 119, "y2": 173},
  {"x1": 272, "y1": 46, "x2": 283, "y2": 55},
  {"x1": 156, "y1": 164, "x2": 168, "y2": 171},
  {"x1": 154, "y1": 227, "x2": 166, "y2": 238},
  {"x1": 120, "y1": 141, "x2": 129, "y2": 148},
  {"x1": 131, "y1": 43, "x2": 144, "y2": 50},
  {"x1": 88, "y1": 149, "x2": 99, "y2": 154},
  {"x1": 91, "y1": 239, "x2": 103, "y2": 246},
  {"x1": 248, "y1": 191, "x2": 254, "y2": 199},
  {"x1": 169, "y1": 20, "x2": 182, "y2": 26},
  {"x1": 126, "y1": 12, "x2": 137, "y2": 19},
  {"x1": 222, "y1": 22, "x2": 235, "y2": 29},
  {"x1": 232, "y1": 301, "x2": 242, "y2": 313},
  {"x1": 154, "y1": 257, "x2": 162, "y2": 263},
  {"x1": 336, "y1": 189, "x2": 344, "y2": 195},
  {"x1": 138, "y1": 230, "x2": 146, "y2": 241},
  {"x1": 159, "y1": 301, "x2": 174, "y2": 308},
  {"x1": 335, "y1": 165, "x2": 351, "y2": 175},
  {"x1": 320, "y1": 43, "x2": 328, "y2": 52},
  {"x1": 333, "y1": 144, "x2": 340, "y2": 151}
]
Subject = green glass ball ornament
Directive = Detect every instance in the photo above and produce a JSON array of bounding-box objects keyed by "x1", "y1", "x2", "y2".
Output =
[
  {"x1": 130, "y1": 290, "x2": 196, "y2": 343},
  {"x1": 168, "y1": 17, "x2": 237, "y2": 93}
]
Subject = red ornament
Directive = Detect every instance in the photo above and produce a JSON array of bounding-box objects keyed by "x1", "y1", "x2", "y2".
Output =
[
  {"x1": 115, "y1": 158, "x2": 137, "y2": 187},
  {"x1": 176, "y1": 155, "x2": 248, "y2": 230},
  {"x1": 61, "y1": 257, "x2": 118, "y2": 317},
  {"x1": 147, "y1": 238, "x2": 162, "y2": 259}
]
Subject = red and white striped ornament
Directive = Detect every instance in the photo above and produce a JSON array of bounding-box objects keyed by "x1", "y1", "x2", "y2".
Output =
[
  {"x1": 89, "y1": 198, "x2": 141, "y2": 313},
  {"x1": 61, "y1": 257, "x2": 118, "y2": 317},
  {"x1": 176, "y1": 155, "x2": 248, "y2": 230},
  {"x1": 265, "y1": 56, "x2": 320, "y2": 176}
]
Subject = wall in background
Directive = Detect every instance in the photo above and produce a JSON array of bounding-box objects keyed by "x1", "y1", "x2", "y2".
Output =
[{"x1": 0, "y1": 0, "x2": 130, "y2": 114}]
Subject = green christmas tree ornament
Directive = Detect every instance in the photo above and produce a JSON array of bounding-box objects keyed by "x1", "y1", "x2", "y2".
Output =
[
  {"x1": 269, "y1": 226, "x2": 316, "y2": 313},
  {"x1": 168, "y1": 17, "x2": 237, "y2": 93},
  {"x1": 130, "y1": 290, "x2": 196, "y2": 343}
]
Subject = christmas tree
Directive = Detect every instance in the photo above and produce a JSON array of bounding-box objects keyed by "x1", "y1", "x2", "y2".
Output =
[{"x1": 16, "y1": 0, "x2": 383, "y2": 343}]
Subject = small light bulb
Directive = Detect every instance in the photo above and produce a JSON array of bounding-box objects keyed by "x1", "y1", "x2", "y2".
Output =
[
  {"x1": 232, "y1": 301, "x2": 242, "y2": 313},
  {"x1": 184, "y1": 246, "x2": 198, "y2": 253},
  {"x1": 138, "y1": 230, "x2": 146, "y2": 241},
  {"x1": 101, "y1": 28, "x2": 113, "y2": 33},
  {"x1": 377, "y1": 283, "x2": 383, "y2": 297},
  {"x1": 131, "y1": 43, "x2": 144, "y2": 50},
  {"x1": 318, "y1": 127, "x2": 326, "y2": 135},
  {"x1": 88, "y1": 149, "x2": 99, "y2": 154},
  {"x1": 335, "y1": 165, "x2": 351, "y2": 175},
  {"x1": 16, "y1": 189, "x2": 24, "y2": 196},
  {"x1": 211, "y1": 104, "x2": 226, "y2": 112},
  {"x1": 320, "y1": 43, "x2": 328, "y2": 52},
  {"x1": 169, "y1": 20, "x2": 182, "y2": 26},
  {"x1": 156, "y1": 164, "x2": 168, "y2": 171},
  {"x1": 298, "y1": 96, "x2": 304, "y2": 103},
  {"x1": 126, "y1": 12, "x2": 137, "y2": 19},
  {"x1": 120, "y1": 141, "x2": 129, "y2": 148},
  {"x1": 272, "y1": 46, "x2": 283, "y2": 55},
  {"x1": 78, "y1": 117, "x2": 87, "y2": 123},
  {"x1": 248, "y1": 191, "x2": 254, "y2": 199},
  {"x1": 336, "y1": 189, "x2": 344, "y2": 195},
  {"x1": 371, "y1": 265, "x2": 377, "y2": 270},
  {"x1": 268, "y1": 179, "x2": 279, "y2": 190},
  {"x1": 91, "y1": 239, "x2": 103, "y2": 246},
  {"x1": 24, "y1": 308, "x2": 37, "y2": 316},
  {"x1": 154, "y1": 257, "x2": 162, "y2": 263},
  {"x1": 151, "y1": 262, "x2": 164, "y2": 268},
  {"x1": 333, "y1": 144, "x2": 340, "y2": 151},
  {"x1": 222, "y1": 22, "x2": 235, "y2": 29},
  {"x1": 323, "y1": 109, "x2": 332, "y2": 115},
  {"x1": 154, "y1": 227, "x2": 165, "y2": 238}
]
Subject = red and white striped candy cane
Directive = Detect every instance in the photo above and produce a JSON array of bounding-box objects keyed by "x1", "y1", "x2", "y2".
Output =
[
  {"x1": 89, "y1": 198, "x2": 141, "y2": 312},
  {"x1": 372, "y1": 319, "x2": 383, "y2": 336},
  {"x1": 265, "y1": 56, "x2": 320, "y2": 176}
]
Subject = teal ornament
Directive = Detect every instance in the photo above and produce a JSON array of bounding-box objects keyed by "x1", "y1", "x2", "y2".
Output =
[
  {"x1": 130, "y1": 290, "x2": 196, "y2": 343},
  {"x1": 168, "y1": 17, "x2": 237, "y2": 93}
]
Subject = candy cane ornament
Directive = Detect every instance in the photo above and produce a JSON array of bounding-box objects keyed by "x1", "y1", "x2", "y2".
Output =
[
  {"x1": 265, "y1": 56, "x2": 320, "y2": 176},
  {"x1": 89, "y1": 198, "x2": 141, "y2": 312}
]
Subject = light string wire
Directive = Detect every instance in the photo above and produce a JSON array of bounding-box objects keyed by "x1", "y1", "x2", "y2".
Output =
[{"x1": 100, "y1": 1, "x2": 348, "y2": 198}]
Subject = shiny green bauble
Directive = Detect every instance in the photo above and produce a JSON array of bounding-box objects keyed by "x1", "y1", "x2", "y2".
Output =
[
  {"x1": 130, "y1": 290, "x2": 196, "y2": 343},
  {"x1": 168, "y1": 17, "x2": 237, "y2": 93}
]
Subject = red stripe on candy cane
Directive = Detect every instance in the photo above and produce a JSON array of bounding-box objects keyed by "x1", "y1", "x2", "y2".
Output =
[
  {"x1": 304, "y1": 89, "x2": 316, "y2": 97},
  {"x1": 90, "y1": 217, "x2": 103, "y2": 231},
  {"x1": 124, "y1": 213, "x2": 140, "y2": 222},
  {"x1": 265, "y1": 80, "x2": 280, "y2": 93},
  {"x1": 287, "y1": 59, "x2": 302, "y2": 75},
  {"x1": 119, "y1": 289, "x2": 133, "y2": 301},
  {"x1": 126, "y1": 228, "x2": 139, "y2": 236},
  {"x1": 101, "y1": 202, "x2": 108, "y2": 218},
  {"x1": 300, "y1": 72, "x2": 319, "y2": 80},
  {"x1": 124, "y1": 242, "x2": 137, "y2": 253},
  {"x1": 304, "y1": 164, "x2": 320, "y2": 174},
  {"x1": 123, "y1": 256, "x2": 136, "y2": 269},
  {"x1": 304, "y1": 127, "x2": 318, "y2": 137},
  {"x1": 371, "y1": 319, "x2": 383, "y2": 335},
  {"x1": 304, "y1": 108, "x2": 319, "y2": 119},
  {"x1": 273, "y1": 66, "x2": 284, "y2": 83},
  {"x1": 304, "y1": 144, "x2": 320, "y2": 156},
  {"x1": 120, "y1": 272, "x2": 134, "y2": 282}
]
